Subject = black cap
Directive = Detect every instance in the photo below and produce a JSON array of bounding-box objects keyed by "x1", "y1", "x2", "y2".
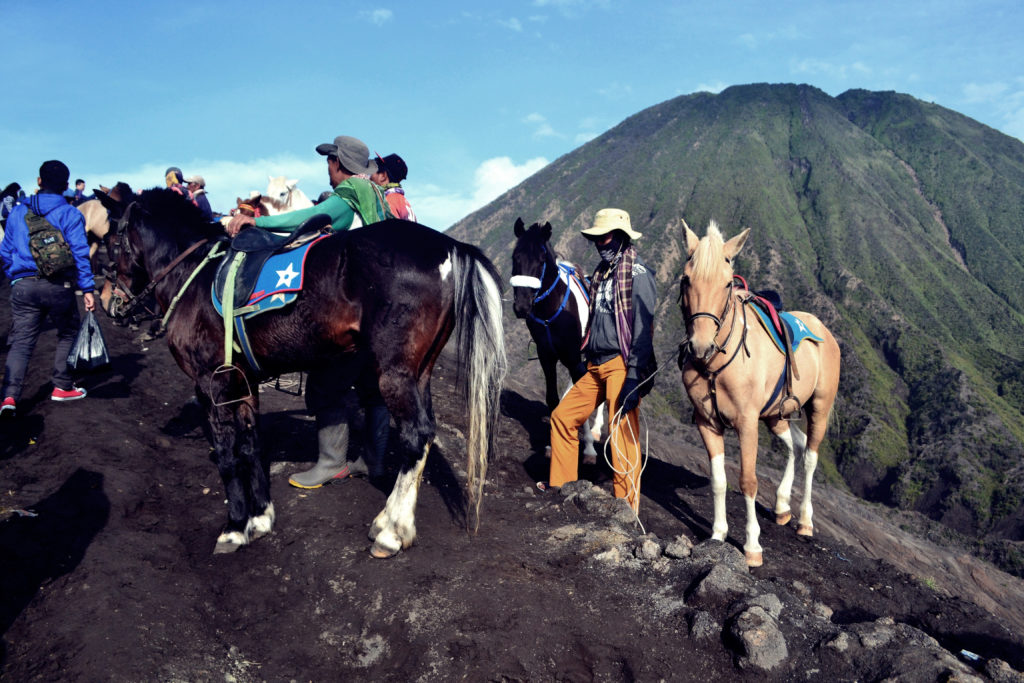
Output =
[
  {"x1": 375, "y1": 153, "x2": 408, "y2": 182},
  {"x1": 39, "y1": 160, "x2": 70, "y2": 191}
]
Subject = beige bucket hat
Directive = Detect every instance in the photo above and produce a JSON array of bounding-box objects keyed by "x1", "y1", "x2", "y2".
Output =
[{"x1": 580, "y1": 208, "x2": 642, "y2": 240}]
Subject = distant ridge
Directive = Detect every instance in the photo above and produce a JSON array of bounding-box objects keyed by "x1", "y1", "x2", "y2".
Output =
[{"x1": 450, "y1": 83, "x2": 1024, "y2": 576}]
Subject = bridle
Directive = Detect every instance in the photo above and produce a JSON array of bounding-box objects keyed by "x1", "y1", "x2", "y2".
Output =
[
  {"x1": 510, "y1": 244, "x2": 574, "y2": 344},
  {"x1": 104, "y1": 201, "x2": 211, "y2": 322},
  {"x1": 679, "y1": 270, "x2": 750, "y2": 430}
]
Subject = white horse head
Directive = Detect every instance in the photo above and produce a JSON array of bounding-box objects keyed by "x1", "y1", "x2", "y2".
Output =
[{"x1": 263, "y1": 175, "x2": 314, "y2": 215}]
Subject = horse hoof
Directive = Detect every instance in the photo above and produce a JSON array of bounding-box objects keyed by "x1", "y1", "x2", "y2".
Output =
[
  {"x1": 544, "y1": 446, "x2": 552, "y2": 459},
  {"x1": 775, "y1": 512, "x2": 792, "y2": 526},
  {"x1": 370, "y1": 542, "x2": 399, "y2": 559},
  {"x1": 797, "y1": 524, "x2": 814, "y2": 537},
  {"x1": 745, "y1": 551, "x2": 763, "y2": 567}
]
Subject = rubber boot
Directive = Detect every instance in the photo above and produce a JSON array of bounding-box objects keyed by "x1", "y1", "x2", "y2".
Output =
[{"x1": 288, "y1": 409, "x2": 351, "y2": 489}]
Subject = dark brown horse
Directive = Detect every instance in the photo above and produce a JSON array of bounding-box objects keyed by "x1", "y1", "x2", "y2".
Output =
[{"x1": 97, "y1": 188, "x2": 506, "y2": 557}]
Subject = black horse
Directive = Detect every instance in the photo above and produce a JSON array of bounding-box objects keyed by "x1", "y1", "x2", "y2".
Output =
[
  {"x1": 511, "y1": 218, "x2": 603, "y2": 459},
  {"x1": 97, "y1": 188, "x2": 506, "y2": 557}
]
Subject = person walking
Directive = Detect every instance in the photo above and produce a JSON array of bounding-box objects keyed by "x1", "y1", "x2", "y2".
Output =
[
  {"x1": 540, "y1": 208, "x2": 657, "y2": 513},
  {"x1": 0, "y1": 160, "x2": 96, "y2": 416}
]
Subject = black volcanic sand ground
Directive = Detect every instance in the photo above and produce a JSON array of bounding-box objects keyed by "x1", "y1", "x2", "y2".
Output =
[{"x1": 1, "y1": 291, "x2": 1022, "y2": 681}]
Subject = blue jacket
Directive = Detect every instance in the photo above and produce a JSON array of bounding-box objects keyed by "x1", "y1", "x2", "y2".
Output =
[{"x1": 1, "y1": 192, "x2": 94, "y2": 293}]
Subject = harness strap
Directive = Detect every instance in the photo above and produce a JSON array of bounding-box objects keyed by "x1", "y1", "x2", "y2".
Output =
[
  {"x1": 221, "y1": 252, "x2": 245, "y2": 368},
  {"x1": 160, "y1": 241, "x2": 226, "y2": 331}
]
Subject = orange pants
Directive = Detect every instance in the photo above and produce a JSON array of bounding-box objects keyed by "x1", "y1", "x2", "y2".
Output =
[{"x1": 549, "y1": 356, "x2": 642, "y2": 511}]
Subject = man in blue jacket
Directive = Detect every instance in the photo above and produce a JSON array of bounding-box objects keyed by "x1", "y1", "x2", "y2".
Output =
[{"x1": 0, "y1": 160, "x2": 96, "y2": 416}]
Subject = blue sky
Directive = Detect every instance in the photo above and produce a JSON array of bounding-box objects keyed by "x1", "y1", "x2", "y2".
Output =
[{"x1": 2, "y1": 1, "x2": 1021, "y2": 229}]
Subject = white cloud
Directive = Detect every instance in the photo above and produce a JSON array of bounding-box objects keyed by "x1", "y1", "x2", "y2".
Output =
[
  {"x1": 362, "y1": 9, "x2": 393, "y2": 25},
  {"x1": 790, "y1": 57, "x2": 869, "y2": 81},
  {"x1": 81, "y1": 156, "x2": 329, "y2": 216},
  {"x1": 694, "y1": 81, "x2": 728, "y2": 94},
  {"x1": 499, "y1": 17, "x2": 523, "y2": 31},
  {"x1": 963, "y1": 81, "x2": 1009, "y2": 104},
  {"x1": 597, "y1": 82, "x2": 632, "y2": 99},
  {"x1": 409, "y1": 156, "x2": 549, "y2": 229}
]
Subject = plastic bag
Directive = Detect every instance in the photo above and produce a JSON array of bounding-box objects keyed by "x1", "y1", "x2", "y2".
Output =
[{"x1": 67, "y1": 311, "x2": 111, "y2": 371}]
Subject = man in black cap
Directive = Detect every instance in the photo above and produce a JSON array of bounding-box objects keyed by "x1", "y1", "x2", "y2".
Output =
[
  {"x1": 0, "y1": 160, "x2": 96, "y2": 416},
  {"x1": 371, "y1": 153, "x2": 416, "y2": 221}
]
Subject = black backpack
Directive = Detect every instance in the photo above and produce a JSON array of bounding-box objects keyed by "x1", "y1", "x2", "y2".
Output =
[{"x1": 24, "y1": 202, "x2": 75, "y2": 278}]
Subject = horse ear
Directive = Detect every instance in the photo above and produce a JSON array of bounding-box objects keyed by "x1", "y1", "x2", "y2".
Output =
[
  {"x1": 723, "y1": 228, "x2": 751, "y2": 260},
  {"x1": 542, "y1": 222, "x2": 552, "y2": 241},
  {"x1": 94, "y1": 188, "x2": 120, "y2": 213},
  {"x1": 682, "y1": 218, "x2": 700, "y2": 257},
  {"x1": 288, "y1": 179, "x2": 298, "y2": 189},
  {"x1": 514, "y1": 217, "x2": 525, "y2": 237}
]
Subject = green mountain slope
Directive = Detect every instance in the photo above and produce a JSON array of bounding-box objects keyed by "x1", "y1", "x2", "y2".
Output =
[{"x1": 449, "y1": 83, "x2": 1024, "y2": 575}]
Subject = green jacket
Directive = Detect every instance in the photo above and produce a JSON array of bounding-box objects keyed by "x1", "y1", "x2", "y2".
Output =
[{"x1": 254, "y1": 177, "x2": 392, "y2": 232}]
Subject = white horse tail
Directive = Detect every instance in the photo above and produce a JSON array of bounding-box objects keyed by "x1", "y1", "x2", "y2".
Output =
[{"x1": 450, "y1": 244, "x2": 508, "y2": 531}]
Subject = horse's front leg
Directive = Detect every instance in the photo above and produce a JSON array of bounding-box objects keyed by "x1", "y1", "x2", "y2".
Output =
[
  {"x1": 540, "y1": 353, "x2": 560, "y2": 412},
  {"x1": 735, "y1": 415, "x2": 763, "y2": 567},
  {"x1": 696, "y1": 421, "x2": 729, "y2": 543},
  {"x1": 208, "y1": 402, "x2": 251, "y2": 554},
  {"x1": 237, "y1": 397, "x2": 274, "y2": 541}
]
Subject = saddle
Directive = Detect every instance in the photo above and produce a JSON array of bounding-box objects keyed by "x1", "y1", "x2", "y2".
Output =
[
  {"x1": 211, "y1": 214, "x2": 331, "y2": 375},
  {"x1": 213, "y1": 213, "x2": 331, "y2": 309},
  {"x1": 742, "y1": 283, "x2": 823, "y2": 421}
]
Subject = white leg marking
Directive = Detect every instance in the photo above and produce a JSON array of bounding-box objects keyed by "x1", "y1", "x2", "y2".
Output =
[
  {"x1": 216, "y1": 530, "x2": 248, "y2": 547},
  {"x1": 249, "y1": 502, "x2": 276, "y2": 537},
  {"x1": 774, "y1": 429, "x2": 795, "y2": 516},
  {"x1": 744, "y1": 493, "x2": 762, "y2": 555},
  {"x1": 439, "y1": 255, "x2": 452, "y2": 281},
  {"x1": 799, "y1": 449, "x2": 818, "y2": 531},
  {"x1": 580, "y1": 417, "x2": 597, "y2": 458},
  {"x1": 371, "y1": 447, "x2": 429, "y2": 555},
  {"x1": 710, "y1": 453, "x2": 728, "y2": 541}
]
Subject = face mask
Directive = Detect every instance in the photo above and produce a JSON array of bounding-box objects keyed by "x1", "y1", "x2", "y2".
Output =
[{"x1": 596, "y1": 233, "x2": 624, "y2": 263}]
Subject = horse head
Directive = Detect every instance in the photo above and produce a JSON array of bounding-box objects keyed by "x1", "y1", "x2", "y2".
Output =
[
  {"x1": 680, "y1": 219, "x2": 750, "y2": 363},
  {"x1": 264, "y1": 176, "x2": 313, "y2": 213},
  {"x1": 95, "y1": 186, "x2": 148, "y2": 323},
  {"x1": 510, "y1": 217, "x2": 555, "y2": 318}
]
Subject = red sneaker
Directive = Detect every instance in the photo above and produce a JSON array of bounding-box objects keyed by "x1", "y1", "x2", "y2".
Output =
[
  {"x1": 0, "y1": 397, "x2": 15, "y2": 416},
  {"x1": 51, "y1": 386, "x2": 87, "y2": 402}
]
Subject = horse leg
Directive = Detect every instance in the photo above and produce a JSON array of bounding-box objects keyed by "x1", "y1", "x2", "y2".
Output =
[
  {"x1": 207, "y1": 402, "x2": 251, "y2": 554},
  {"x1": 238, "y1": 397, "x2": 274, "y2": 540},
  {"x1": 368, "y1": 369, "x2": 433, "y2": 558},
  {"x1": 540, "y1": 354, "x2": 559, "y2": 459},
  {"x1": 768, "y1": 418, "x2": 807, "y2": 527},
  {"x1": 736, "y1": 416, "x2": 763, "y2": 567},
  {"x1": 696, "y1": 423, "x2": 729, "y2": 543}
]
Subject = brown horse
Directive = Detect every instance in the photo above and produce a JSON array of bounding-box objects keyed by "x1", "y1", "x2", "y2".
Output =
[
  {"x1": 77, "y1": 182, "x2": 133, "y2": 269},
  {"x1": 679, "y1": 220, "x2": 840, "y2": 567}
]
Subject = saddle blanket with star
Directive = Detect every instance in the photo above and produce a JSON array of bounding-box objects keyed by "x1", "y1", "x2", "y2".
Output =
[
  {"x1": 749, "y1": 302, "x2": 824, "y2": 354},
  {"x1": 212, "y1": 235, "x2": 328, "y2": 319}
]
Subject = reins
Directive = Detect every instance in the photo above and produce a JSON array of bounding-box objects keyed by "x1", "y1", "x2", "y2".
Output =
[{"x1": 518, "y1": 245, "x2": 575, "y2": 348}]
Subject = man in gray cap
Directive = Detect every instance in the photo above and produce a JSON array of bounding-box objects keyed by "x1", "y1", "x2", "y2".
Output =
[
  {"x1": 226, "y1": 135, "x2": 390, "y2": 237},
  {"x1": 225, "y1": 135, "x2": 394, "y2": 489}
]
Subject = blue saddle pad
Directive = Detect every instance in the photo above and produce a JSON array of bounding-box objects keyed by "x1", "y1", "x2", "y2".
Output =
[
  {"x1": 212, "y1": 235, "x2": 326, "y2": 319},
  {"x1": 749, "y1": 304, "x2": 824, "y2": 354}
]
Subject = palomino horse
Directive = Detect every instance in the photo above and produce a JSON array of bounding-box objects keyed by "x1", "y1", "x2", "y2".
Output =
[
  {"x1": 261, "y1": 176, "x2": 313, "y2": 215},
  {"x1": 76, "y1": 182, "x2": 133, "y2": 269},
  {"x1": 97, "y1": 187, "x2": 507, "y2": 557},
  {"x1": 679, "y1": 220, "x2": 840, "y2": 567},
  {"x1": 511, "y1": 218, "x2": 605, "y2": 462}
]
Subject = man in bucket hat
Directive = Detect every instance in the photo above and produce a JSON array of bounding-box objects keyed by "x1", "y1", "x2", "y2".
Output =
[
  {"x1": 537, "y1": 208, "x2": 658, "y2": 513},
  {"x1": 225, "y1": 135, "x2": 393, "y2": 490}
]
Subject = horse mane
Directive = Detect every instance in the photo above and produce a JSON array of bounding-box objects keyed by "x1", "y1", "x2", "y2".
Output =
[
  {"x1": 691, "y1": 220, "x2": 724, "y2": 281},
  {"x1": 137, "y1": 188, "x2": 223, "y2": 244}
]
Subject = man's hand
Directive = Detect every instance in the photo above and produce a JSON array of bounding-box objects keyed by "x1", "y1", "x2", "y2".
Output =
[
  {"x1": 83, "y1": 291, "x2": 96, "y2": 312},
  {"x1": 226, "y1": 214, "x2": 255, "y2": 237}
]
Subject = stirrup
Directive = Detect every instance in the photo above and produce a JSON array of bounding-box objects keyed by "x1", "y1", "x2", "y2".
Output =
[
  {"x1": 210, "y1": 364, "x2": 254, "y2": 407},
  {"x1": 779, "y1": 395, "x2": 802, "y2": 421}
]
